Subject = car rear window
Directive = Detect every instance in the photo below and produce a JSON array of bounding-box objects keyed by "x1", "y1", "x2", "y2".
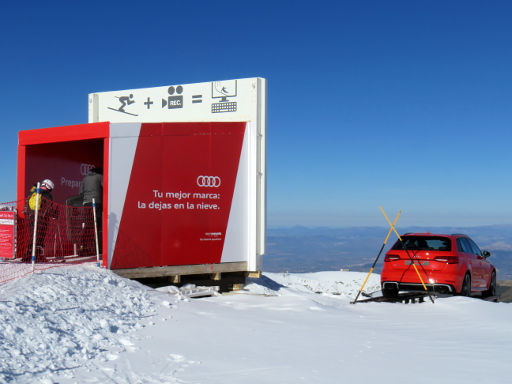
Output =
[{"x1": 391, "y1": 236, "x2": 452, "y2": 251}]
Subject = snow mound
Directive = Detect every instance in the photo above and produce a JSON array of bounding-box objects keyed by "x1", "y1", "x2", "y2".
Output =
[
  {"x1": 244, "y1": 271, "x2": 381, "y2": 300},
  {"x1": 1, "y1": 266, "x2": 511, "y2": 384},
  {"x1": 0, "y1": 264, "x2": 161, "y2": 382}
]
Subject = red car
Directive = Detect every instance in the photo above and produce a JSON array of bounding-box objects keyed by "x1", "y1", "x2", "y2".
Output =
[{"x1": 381, "y1": 233, "x2": 496, "y2": 298}]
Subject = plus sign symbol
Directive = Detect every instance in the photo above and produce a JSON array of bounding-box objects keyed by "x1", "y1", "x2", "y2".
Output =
[{"x1": 144, "y1": 97, "x2": 154, "y2": 110}]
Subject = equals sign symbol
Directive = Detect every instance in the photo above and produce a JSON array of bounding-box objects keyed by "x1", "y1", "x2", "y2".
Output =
[{"x1": 192, "y1": 95, "x2": 202, "y2": 104}]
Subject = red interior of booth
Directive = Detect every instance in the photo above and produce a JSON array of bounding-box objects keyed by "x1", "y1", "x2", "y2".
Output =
[{"x1": 18, "y1": 122, "x2": 109, "y2": 264}]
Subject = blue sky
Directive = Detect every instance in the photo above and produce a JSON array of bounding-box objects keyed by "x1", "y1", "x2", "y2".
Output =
[{"x1": 1, "y1": 0, "x2": 511, "y2": 227}]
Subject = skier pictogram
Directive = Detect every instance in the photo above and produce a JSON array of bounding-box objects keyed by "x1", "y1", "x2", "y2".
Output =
[{"x1": 107, "y1": 94, "x2": 138, "y2": 116}]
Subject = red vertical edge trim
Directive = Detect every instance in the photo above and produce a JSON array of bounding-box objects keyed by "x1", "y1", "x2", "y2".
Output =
[
  {"x1": 102, "y1": 135, "x2": 109, "y2": 267},
  {"x1": 17, "y1": 144, "x2": 26, "y2": 213}
]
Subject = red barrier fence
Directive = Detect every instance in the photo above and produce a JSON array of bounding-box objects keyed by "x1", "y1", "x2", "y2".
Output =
[{"x1": 0, "y1": 197, "x2": 99, "y2": 285}]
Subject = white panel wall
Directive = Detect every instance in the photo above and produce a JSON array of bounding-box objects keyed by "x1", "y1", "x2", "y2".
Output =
[
  {"x1": 91, "y1": 77, "x2": 266, "y2": 271},
  {"x1": 107, "y1": 123, "x2": 141, "y2": 269}
]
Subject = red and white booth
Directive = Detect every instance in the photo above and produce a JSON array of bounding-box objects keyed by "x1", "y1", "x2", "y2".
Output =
[{"x1": 17, "y1": 78, "x2": 266, "y2": 276}]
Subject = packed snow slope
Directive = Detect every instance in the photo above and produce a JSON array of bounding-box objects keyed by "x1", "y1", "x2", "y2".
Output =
[{"x1": 0, "y1": 265, "x2": 511, "y2": 384}]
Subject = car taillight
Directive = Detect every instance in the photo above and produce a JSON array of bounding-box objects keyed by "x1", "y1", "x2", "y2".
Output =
[
  {"x1": 434, "y1": 256, "x2": 459, "y2": 264},
  {"x1": 384, "y1": 254, "x2": 400, "y2": 262}
]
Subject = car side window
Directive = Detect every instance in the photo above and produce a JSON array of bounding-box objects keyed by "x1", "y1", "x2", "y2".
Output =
[
  {"x1": 467, "y1": 238, "x2": 482, "y2": 256},
  {"x1": 459, "y1": 238, "x2": 472, "y2": 254},
  {"x1": 456, "y1": 238, "x2": 466, "y2": 253}
]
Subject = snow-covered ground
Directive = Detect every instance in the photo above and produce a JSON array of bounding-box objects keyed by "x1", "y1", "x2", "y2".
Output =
[{"x1": 1, "y1": 265, "x2": 511, "y2": 384}]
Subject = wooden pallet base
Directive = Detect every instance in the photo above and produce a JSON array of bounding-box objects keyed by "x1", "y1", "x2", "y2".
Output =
[{"x1": 112, "y1": 262, "x2": 261, "y2": 292}]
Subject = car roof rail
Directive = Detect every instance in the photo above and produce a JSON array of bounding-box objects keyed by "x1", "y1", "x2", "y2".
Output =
[{"x1": 451, "y1": 233, "x2": 467, "y2": 237}]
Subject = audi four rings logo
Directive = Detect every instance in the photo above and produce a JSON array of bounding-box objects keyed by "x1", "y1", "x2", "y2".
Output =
[
  {"x1": 80, "y1": 163, "x2": 94, "y2": 176},
  {"x1": 197, "y1": 176, "x2": 221, "y2": 188}
]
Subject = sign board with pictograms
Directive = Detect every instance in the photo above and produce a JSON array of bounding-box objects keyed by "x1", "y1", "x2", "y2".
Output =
[{"x1": 88, "y1": 78, "x2": 265, "y2": 124}]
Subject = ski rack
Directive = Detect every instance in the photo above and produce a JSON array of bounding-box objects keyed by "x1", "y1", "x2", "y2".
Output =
[
  {"x1": 356, "y1": 292, "x2": 431, "y2": 304},
  {"x1": 357, "y1": 292, "x2": 499, "y2": 304}
]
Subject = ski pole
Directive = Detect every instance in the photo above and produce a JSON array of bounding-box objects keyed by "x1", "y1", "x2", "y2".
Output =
[
  {"x1": 380, "y1": 207, "x2": 435, "y2": 303},
  {"x1": 351, "y1": 210, "x2": 401, "y2": 304},
  {"x1": 92, "y1": 198, "x2": 100, "y2": 267},
  {"x1": 31, "y1": 182, "x2": 41, "y2": 272}
]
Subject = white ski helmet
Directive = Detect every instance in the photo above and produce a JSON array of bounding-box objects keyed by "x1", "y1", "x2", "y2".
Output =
[{"x1": 41, "y1": 179, "x2": 54, "y2": 191}]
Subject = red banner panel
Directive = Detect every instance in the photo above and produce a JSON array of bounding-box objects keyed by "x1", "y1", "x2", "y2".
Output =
[
  {"x1": 111, "y1": 122, "x2": 245, "y2": 269},
  {"x1": 0, "y1": 211, "x2": 16, "y2": 259}
]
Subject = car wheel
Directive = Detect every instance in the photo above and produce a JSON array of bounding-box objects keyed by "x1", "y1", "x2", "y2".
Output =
[
  {"x1": 482, "y1": 271, "x2": 497, "y2": 298},
  {"x1": 382, "y1": 287, "x2": 398, "y2": 299},
  {"x1": 460, "y1": 273, "x2": 471, "y2": 296}
]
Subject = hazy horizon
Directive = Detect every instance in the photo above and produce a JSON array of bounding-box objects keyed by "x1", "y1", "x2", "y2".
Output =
[{"x1": 265, "y1": 225, "x2": 512, "y2": 278}]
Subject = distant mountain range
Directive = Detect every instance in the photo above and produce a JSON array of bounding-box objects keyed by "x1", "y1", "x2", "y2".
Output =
[{"x1": 263, "y1": 225, "x2": 512, "y2": 280}]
